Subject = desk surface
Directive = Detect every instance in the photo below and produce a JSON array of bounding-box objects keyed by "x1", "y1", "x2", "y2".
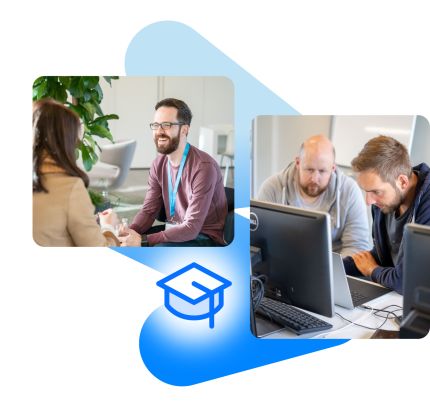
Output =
[{"x1": 256, "y1": 291, "x2": 402, "y2": 339}]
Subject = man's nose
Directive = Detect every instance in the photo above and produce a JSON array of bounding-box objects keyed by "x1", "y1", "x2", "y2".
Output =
[
  {"x1": 311, "y1": 171, "x2": 319, "y2": 182},
  {"x1": 365, "y1": 192, "x2": 376, "y2": 206}
]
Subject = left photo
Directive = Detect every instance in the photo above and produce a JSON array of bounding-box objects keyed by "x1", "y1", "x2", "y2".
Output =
[{"x1": 32, "y1": 76, "x2": 234, "y2": 247}]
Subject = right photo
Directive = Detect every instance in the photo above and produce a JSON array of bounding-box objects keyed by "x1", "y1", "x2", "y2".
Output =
[{"x1": 250, "y1": 115, "x2": 430, "y2": 339}]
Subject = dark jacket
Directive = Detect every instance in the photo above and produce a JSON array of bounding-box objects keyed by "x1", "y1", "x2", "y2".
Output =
[{"x1": 344, "y1": 163, "x2": 430, "y2": 294}]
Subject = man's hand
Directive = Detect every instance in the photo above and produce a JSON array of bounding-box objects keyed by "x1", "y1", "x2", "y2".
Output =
[
  {"x1": 351, "y1": 251, "x2": 379, "y2": 277},
  {"x1": 119, "y1": 228, "x2": 142, "y2": 247}
]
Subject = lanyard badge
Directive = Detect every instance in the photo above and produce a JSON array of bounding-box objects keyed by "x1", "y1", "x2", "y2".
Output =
[{"x1": 167, "y1": 142, "x2": 190, "y2": 220}]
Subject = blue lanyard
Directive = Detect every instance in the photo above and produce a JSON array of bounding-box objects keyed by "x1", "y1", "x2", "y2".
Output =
[{"x1": 167, "y1": 142, "x2": 190, "y2": 219}]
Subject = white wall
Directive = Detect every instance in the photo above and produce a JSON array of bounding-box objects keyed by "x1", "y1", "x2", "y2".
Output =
[
  {"x1": 98, "y1": 76, "x2": 234, "y2": 168},
  {"x1": 251, "y1": 115, "x2": 332, "y2": 197},
  {"x1": 331, "y1": 115, "x2": 416, "y2": 167}
]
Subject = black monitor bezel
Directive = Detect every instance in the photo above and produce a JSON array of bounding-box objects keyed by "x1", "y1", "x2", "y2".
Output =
[
  {"x1": 250, "y1": 199, "x2": 334, "y2": 318},
  {"x1": 403, "y1": 223, "x2": 430, "y2": 318}
]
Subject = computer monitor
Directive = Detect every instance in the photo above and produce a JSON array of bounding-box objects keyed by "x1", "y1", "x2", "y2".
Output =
[
  {"x1": 403, "y1": 223, "x2": 430, "y2": 319},
  {"x1": 250, "y1": 200, "x2": 334, "y2": 318}
]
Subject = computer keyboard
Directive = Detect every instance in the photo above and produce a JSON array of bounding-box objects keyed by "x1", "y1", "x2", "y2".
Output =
[
  {"x1": 350, "y1": 289, "x2": 368, "y2": 306},
  {"x1": 256, "y1": 297, "x2": 332, "y2": 335}
]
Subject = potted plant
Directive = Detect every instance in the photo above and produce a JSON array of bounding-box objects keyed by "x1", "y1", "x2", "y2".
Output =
[
  {"x1": 33, "y1": 76, "x2": 120, "y2": 210},
  {"x1": 32, "y1": 76, "x2": 119, "y2": 172}
]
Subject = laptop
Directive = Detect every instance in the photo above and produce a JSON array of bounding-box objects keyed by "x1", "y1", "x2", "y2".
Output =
[{"x1": 332, "y1": 252, "x2": 392, "y2": 309}]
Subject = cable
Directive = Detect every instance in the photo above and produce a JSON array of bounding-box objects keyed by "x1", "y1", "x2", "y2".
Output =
[
  {"x1": 360, "y1": 304, "x2": 402, "y2": 313},
  {"x1": 335, "y1": 311, "x2": 386, "y2": 331},
  {"x1": 336, "y1": 303, "x2": 403, "y2": 331},
  {"x1": 250, "y1": 274, "x2": 283, "y2": 326},
  {"x1": 250, "y1": 274, "x2": 266, "y2": 311},
  {"x1": 314, "y1": 304, "x2": 404, "y2": 338},
  {"x1": 371, "y1": 314, "x2": 401, "y2": 324},
  {"x1": 360, "y1": 304, "x2": 403, "y2": 324}
]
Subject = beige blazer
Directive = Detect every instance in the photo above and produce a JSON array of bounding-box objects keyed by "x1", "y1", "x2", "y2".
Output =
[{"x1": 33, "y1": 173, "x2": 117, "y2": 247}]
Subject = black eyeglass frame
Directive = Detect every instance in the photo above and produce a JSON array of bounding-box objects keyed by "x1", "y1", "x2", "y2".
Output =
[{"x1": 149, "y1": 122, "x2": 186, "y2": 130}]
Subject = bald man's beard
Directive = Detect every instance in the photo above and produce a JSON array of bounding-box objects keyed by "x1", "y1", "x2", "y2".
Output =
[
  {"x1": 300, "y1": 183, "x2": 328, "y2": 197},
  {"x1": 154, "y1": 132, "x2": 180, "y2": 155},
  {"x1": 299, "y1": 178, "x2": 331, "y2": 198}
]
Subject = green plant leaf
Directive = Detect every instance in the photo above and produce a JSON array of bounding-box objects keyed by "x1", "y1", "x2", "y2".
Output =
[
  {"x1": 52, "y1": 84, "x2": 68, "y2": 103},
  {"x1": 83, "y1": 76, "x2": 99, "y2": 89},
  {"x1": 103, "y1": 76, "x2": 119, "y2": 86},
  {"x1": 89, "y1": 148, "x2": 99, "y2": 163},
  {"x1": 38, "y1": 77, "x2": 67, "y2": 103},
  {"x1": 95, "y1": 84, "x2": 103, "y2": 102},
  {"x1": 59, "y1": 76, "x2": 72, "y2": 89},
  {"x1": 83, "y1": 133, "x2": 99, "y2": 153},
  {"x1": 69, "y1": 77, "x2": 85, "y2": 99},
  {"x1": 68, "y1": 103, "x2": 90, "y2": 122},
  {"x1": 93, "y1": 100, "x2": 104, "y2": 117},
  {"x1": 81, "y1": 101, "x2": 96, "y2": 120},
  {"x1": 33, "y1": 76, "x2": 45, "y2": 88},
  {"x1": 92, "y1": 114, "x2": 119, "y2": 125},
  {"x1": 91, "y1": 89, "x2": 102, "y2": 104},
  {"x1": 88, "y1": 124, "x2": 113, "y2": 140},
  {"x1": 88, "y1": 189, "x2": 106, "y2": 207},
  {"x1": 34, "y1": 79, "x2": 48, "y2": 100},
  {"x1": 80, "y1": 143, "x2": 93, "y2": 171}
]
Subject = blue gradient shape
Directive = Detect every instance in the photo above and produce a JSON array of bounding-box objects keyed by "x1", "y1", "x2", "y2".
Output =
[{"x1": 114, "y1": 21, "x2": 347, "y2": 386}]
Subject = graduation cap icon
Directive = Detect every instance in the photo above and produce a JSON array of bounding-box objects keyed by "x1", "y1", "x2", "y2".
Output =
[{"x1": 156, "y1": 262, "x2": 232, "y2": 329}]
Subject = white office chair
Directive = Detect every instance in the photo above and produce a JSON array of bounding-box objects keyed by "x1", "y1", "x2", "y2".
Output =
[{"x1": 87, "y1": 138, "x2": 137, "y2": 192}]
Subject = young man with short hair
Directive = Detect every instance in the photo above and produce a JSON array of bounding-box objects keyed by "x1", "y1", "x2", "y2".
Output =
[{"x1": 344, "y1": 135, "x2": 430, "y2": 293}]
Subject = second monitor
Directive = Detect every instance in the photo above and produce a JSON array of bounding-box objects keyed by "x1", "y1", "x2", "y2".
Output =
[{"x1": 250, "y1": 200, "x2": 334, "y2": 318}]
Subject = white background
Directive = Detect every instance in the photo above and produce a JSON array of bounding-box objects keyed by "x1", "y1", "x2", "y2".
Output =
[{"x1": 1, "y1": 1, "x2": 429, "y2": 419}]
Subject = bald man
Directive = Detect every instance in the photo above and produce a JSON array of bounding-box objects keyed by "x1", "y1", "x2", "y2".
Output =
[{"x1": 258, "y1": 135, "x2": 370, "y2": 256}]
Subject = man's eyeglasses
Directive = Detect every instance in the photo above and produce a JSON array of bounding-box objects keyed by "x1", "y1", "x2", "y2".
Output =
[{"x1": 149, "y1": 122, "x2": 184, "y2": 130}]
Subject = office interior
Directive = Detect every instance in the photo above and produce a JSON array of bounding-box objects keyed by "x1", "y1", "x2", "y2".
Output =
[
  {"x1": 87, "y1": 76, "x2": 235, "y2": 221},
  {"x1": 250, "y1": 115, "x2": 430, "y2": 339},
  {"x1": 252, "y1": 115, "x2": 429, "y2": 195}
]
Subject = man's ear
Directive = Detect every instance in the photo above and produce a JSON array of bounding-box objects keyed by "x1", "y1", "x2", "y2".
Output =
[
  {"x1": 182, "y1": 125, "x2": 189, "y2": 138},
  {"x1": 397, "y1": 173, "x2": 409, "y2": 191},
  {"x1": 295, "y1": 156, "x2": 300, "y2": 167}
]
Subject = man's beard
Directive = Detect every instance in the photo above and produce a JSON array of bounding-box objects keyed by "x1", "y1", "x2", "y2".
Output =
[
  {"x1": 298, "y1": 176, "x2": 331, "y2": 197},
  {"x1": 154, "y1": 133, "x2": 180, "y2": 155},
  {"x1": 300, "y1": 182, "x2": 329, "y2": 197},
  {"x1": 379, "y1": 187, "x2": 405, "y2": 214}
]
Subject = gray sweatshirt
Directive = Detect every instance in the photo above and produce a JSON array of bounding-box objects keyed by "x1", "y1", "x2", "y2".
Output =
[{"x1": 257, "y1": 162, "x2": 370, "y2": 256}]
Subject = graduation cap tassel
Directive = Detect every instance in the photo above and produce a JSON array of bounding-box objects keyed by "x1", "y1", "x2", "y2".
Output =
[{"x1": 209, "y1": 294, "x2": 215, "y2": 329}]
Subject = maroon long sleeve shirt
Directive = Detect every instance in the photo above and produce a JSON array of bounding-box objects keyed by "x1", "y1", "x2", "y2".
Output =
[{"x1": 130, "y1": 145, "x2": 228, "y2": 245}]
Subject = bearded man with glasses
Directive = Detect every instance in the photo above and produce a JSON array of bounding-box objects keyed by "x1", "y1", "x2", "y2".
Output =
[{"x1": 121, "y1": 98, "x2": 228, "y2": 247}]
